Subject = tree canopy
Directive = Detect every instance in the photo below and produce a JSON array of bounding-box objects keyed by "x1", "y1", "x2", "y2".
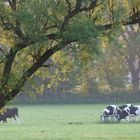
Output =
[{"x1": 0, "y1": 0, "x2": 140, "y2": 108}]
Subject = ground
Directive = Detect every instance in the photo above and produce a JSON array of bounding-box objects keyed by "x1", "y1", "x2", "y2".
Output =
[{"x1": 0, "y1": 104, "x2": 140, "y2": 140}]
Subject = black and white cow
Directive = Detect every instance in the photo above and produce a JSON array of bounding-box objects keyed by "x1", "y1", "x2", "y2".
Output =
[
  {"x1": 119, "y1": 104, "x2": 133, "y2": 110},
  {"x1": 119, "y1": 105, "x2": 140, "y2": 122},
  {"x1": 101, "y1": 105, "x2": 121, "y2": 122},
  {"x1": 0, "y1": 107, "x2": 20, "y2": 124}
]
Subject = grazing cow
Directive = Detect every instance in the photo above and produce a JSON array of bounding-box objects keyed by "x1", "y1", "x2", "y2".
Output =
[
  {"x1": 119, "y1": 105, "x2": 140, "y2": 122},
  {"x1": 116, "y1": 104, "x2": 133, "y2": 120},
  {"x1": 0, "y1": 107, "x2": 20, "y2": 124},
  {"x1": 101, "y1": 105, "x2": 121, "y2": 122},
  {"x1": 119, "y1": 104, "x2": 133, "y2": 110}
]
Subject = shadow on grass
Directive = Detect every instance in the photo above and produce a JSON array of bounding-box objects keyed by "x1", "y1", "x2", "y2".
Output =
[
  {"x1": 63, "y1": 120, "x2": 140, "y2": 125},
  {"x1": 98, "y1": 120, "x2": 140, "y2": 124},
  {"x1": 63, "y1": 121, "x2": 120, "y2": 125},
  {"x1": 63, "y1": 121, "x2": 96, "y2": 125}
]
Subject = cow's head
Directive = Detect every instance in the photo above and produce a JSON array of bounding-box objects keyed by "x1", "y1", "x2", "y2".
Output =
[
  {"x1": 0, "y1": 114, "x2": 6, "y2": 122},
  {"x1": 115, "y1": 108, "x2": 122, "y2": 121},
  {"x1": 119, "y1": 107, "x2": 130, "y2": 120}
]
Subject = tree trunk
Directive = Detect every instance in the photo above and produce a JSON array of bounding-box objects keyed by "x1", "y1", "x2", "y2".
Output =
[
  {"x1": 0, "y1": 43, "x2": 66, "y2": 109},
  {"x1": 0, "y1": 94, "x2": 7, "y2": 109}
]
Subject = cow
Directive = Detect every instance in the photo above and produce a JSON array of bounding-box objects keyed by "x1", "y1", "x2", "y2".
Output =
[
  {"x1": 0, "y1": 107, "x2": 20, "y2": 124},
  {"x1": 101, "y1": 105, "x2": 121, "y2": 122},
  {"x1": 119, "y1": 104, "x2": 133, "y2": 110},
  {"x1": 119, "y1": 105, "x2": 140, "y2": 122}
]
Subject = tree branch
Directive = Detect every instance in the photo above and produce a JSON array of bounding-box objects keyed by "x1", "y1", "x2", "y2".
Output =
[
  {"x1": 0, "y1": 39, "x2": 33, "y2": 93},
  {"x1": 6, "y1": 40, "x2": 74, "y2": 100},
  {"x1": 75, "y1": 0, "x2": 82, "y2": 10},
  {"x1": 61, "y1": 0, "x2": 98, "y2": 29},
  {"x1": 65, "y1": 0, "x2": 72, "y2": 13},
  {"x1": 0, "y1": 46, "x2": 7, "y2": 57}
]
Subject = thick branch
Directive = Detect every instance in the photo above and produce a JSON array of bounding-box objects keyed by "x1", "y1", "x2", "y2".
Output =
[
  {"x1": 75, "y1": 0, "x2": 82, "y2": 10},
  {"x1": 96, "y1": 11, "x2": 140, "y2": 31},
  {"x1": 6, "y1": 41, "x2": 72, "y2": 100},
  {"x1": 0, "y1": 40, "x2": 33, "y2": 92}
]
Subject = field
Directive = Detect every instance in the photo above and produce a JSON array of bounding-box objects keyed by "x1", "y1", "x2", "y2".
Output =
[{"x1": 0, "y1": 104, "x2": 140, "y2": 140}]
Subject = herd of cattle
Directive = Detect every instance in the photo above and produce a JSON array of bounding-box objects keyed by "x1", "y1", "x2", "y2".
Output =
[
  {"x1": 0, "y1": 104, "x2": 140, "y2": 124},
  {"x1": 101, "y1": 104, "x2": 140, "y2": 123},
  {"x1": 0, "y1": 107, "x2": 20, "y2": 124}
]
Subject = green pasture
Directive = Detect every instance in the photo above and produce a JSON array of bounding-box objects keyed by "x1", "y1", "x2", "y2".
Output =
[{"x1": 0, "y1": 104, "x2": 140, "y2": 140}]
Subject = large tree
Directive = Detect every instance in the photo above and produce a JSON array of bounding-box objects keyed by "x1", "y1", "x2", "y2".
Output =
[{"x1": 0, "y1": 0, "x2": 140, "y2": 108}]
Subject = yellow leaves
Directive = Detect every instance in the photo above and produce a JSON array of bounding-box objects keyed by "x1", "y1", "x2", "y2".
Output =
[
  {"x1": 79, "y1": 50, "x2": 90, "y2": 63},
  {"x1": 0, "y1": 30, "x2": 15, "y2": 48},
  {"x1": 27, "y1": 82, "x2": 45, "y2": 98},
  {"x1": 132, "y1": 0, "x2": 140, "y2": 8},
  {"x1": 80, "y1": 82, "x2": 89, "y2": 95},
  {"x1": 35, "y1": 69, "x2": 49, "y2": 80},
  {"x1": 47, "y1": 83, "x2": 52, "y2": 89},
  {"x1": 0, "y1": 107, "x2": 6, "y2": 115},
  {"x1": 52, "y1": 50, "x2": 74, "y2": 76},
  {"x1": 52, "y1": 51, "x2": 65, "y2": 64},
  {"x1": 36, "y1": 84, "x2": 45, "y2": 95},
  {"x1": 123, "y1": 0, "x2": 140, "y2": 11}
]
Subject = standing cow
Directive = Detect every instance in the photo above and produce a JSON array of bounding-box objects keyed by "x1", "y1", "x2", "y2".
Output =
[
  {"x1": 101, "y1": 105, "x2": 121, "y2": 122},
  {"x1": 0, "y1": 107, "x2": 20, "y2": 124},
  {"x1": 119, "y1": 105, "x2": 140, "y2": 122}
]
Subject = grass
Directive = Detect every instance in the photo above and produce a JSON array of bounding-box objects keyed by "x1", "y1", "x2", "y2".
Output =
[{"x1": 0, "y1": 104, "x2": 140, "y2": 140}]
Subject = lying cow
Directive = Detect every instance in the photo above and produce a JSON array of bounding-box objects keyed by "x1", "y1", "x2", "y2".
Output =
[
  {"x1": 119, "y1": 105, "x2": 140, "y2": 122},
  {"x1": 0, "y1": 107, "x2": 20, "y2": 124},
  {"x1": 101, "y1": 105, "x2": 121, "y2": 122}
]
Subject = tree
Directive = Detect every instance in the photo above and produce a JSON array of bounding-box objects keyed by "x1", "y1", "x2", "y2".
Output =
[
  {"x1": 0, "y1": 0, "x2": 140, "y2": 108},
  {"x1": 121, "y1": 25, "x2": 140, "y2": 93}
]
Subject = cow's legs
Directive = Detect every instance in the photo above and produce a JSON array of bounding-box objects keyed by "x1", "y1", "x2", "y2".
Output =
[
  {"x1": 136, "y1": 115, "x2": 140, "y2": 121},
  {"x1": 3, "y1": 119, "x2": 7, "y2": 123},
  {"x1": 16, "y1": 116, "x2": 21, "y2": 124},
  {"x1": 112, "y1": 116, "x2": 118, "y2": 122},
  {"x1": 126, "y1": 116, "x2": 130, "y2": 123},
  {"x1": 15, "y1": 112, "x2": 21, "y2": 124},
  {"x1": 12, "y1": 116, "x2": 16, "y2": 124}
]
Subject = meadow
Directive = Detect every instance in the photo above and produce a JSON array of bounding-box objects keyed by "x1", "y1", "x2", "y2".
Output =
[{"x1": 0, "y1": 104, "x2": 140, "y2": 140}]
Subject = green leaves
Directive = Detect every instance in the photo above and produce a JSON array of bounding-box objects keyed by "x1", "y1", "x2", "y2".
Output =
[{"x1": 63, "y1": 15, "x2": 99, "y2": 42}]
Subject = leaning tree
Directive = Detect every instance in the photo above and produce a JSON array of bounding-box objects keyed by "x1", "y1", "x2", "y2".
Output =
[{"x1": 0, "y1": 0, "x2": 140, "y2": 108}]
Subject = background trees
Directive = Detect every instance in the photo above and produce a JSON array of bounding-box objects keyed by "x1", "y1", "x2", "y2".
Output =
[{"x1": 0, "y1": 0, "x2": 140, "y2": 107}]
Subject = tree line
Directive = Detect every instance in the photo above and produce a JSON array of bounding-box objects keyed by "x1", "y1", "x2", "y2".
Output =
[{"x1": 0, "y1": 0, "x2": 140, "y2": 108}]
